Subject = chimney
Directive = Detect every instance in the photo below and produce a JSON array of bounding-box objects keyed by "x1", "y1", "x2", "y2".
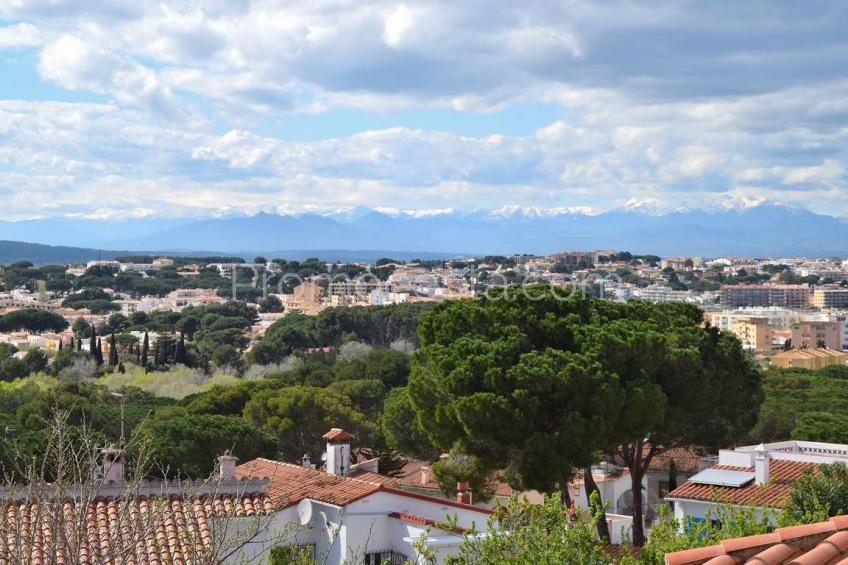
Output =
[
  {"x1": 302, "y1": 453, "x2": 312, "y2": 469},
  {"x1": 456, "y1": 481, "x2": 472, "y2": 505},
  {"x1": 322, "y1": 428, "x2": 353, "y2": 476},
  {"x1": 101, "y1": 446, "x2": 124, "y2": 483},
  {"x1": 754, "y1": 444, "x2": 770, "y2": 485},
  {"x1": 217, "y1": 452, "x2": 238, "y2": 481}
]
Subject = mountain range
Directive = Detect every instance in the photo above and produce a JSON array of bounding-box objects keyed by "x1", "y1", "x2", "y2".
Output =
[{"x1": 1, "y1": 201, "x2": 846, "y2": 258}]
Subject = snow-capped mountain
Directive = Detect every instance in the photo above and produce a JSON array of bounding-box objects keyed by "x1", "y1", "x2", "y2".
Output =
[{"x1": 0, "y1": 200, "x2": 846, "y2": 257}]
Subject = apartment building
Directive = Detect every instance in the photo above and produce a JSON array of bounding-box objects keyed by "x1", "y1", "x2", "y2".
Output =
[
  {"x1": 729, "y1": 317, "x2": 774, "y2": 355},
  {"x1": 790, "y1": 320, "x2": 843, "y2": 350},
  {"x1": 812, "y1": 287, "x2": 848, "y2": 309},
  {"x1": 720, "y1": 285, "x2": 811, "y2": 309},
  {"x1": 660, "y1": 257, "x2": 694, "y2": 271}
]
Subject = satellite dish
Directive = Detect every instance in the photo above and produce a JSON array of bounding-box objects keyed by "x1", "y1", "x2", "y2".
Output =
[
  {"x1": 320, "y1": 452, "x2": 328, "y2": 462},
  {"x1": 297, "y1": 499, "x2": 313, "y2": 526}
]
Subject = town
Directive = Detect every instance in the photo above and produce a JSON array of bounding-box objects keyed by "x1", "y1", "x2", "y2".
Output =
[
  {"x1": 0, "y1": 250, "x2": 847, "y2": 562},
  {"x1": 3, "y1": 251, "x2": 848, "y2": 370}
]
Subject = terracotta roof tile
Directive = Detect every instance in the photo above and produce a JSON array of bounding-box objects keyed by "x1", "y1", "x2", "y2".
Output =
[
  {"x1": 649, "y1": 447, "x2": 710, "y2": 474},
  {"x1": 387, "y1": 459, "x2": 516, "y2": 498},
  {"x1": 664, "y1": 516, "x2": 848, "y2": 565},
  {"x1": 322, "y1": 428, "x2": 354, "y2": 442},
  {"x1": 236, "y1": 458, "x2": 381, "y2": 509},
  {"x1": 666, "y1": 460, "x2": 816, "y2": 508},
  {"x1": 0, "y1": 492, "x2": 270, "y2": 564}
]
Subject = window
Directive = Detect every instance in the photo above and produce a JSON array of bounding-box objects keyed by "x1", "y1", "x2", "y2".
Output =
[
  {"x1": 658, "y1": 480, "x2": 670, "y2": 499},
  {"x1": 364, "y1": 550, "x2": 410, "y2": 565}
]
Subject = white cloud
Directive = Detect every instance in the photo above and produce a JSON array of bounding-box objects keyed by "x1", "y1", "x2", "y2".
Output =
[
  {"x1": 0, "y1": 1, "x2": 846, "y2": 219},
  {"x1": 0, "y1": 22, "x2": 40, "y2": 48}
]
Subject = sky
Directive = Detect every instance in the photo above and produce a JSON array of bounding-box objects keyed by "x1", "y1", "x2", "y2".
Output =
[{"x1": 0, "y1": 0, "x2": 846, "y2": 220}]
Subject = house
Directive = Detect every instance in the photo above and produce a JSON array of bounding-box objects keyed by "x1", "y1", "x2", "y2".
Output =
[
  {"x1": 770, "y1": 347, "x2": 848, "y2": 370},
  {"x1": 0, "y1": 429, "x2": 494, "y2": 565},
  {"x1": 568, "y1": 447, "x2": 709, "y2": 537},
  {"x1": 0, "y1": 449, "x2": 273, "y2": 564},
  {"x1": 666, "y1": 440, "x2": 848, "y2": 525},
  {"x1": 665, "y1": 515, "x2": 848, "y2": 565},
  {"x1": 235, "y1": 429, "x2": 496, "y2": 564}
]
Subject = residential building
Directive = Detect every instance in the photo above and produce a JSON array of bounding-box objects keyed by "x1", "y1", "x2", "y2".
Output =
[
  {"x1": 813, "y1": 287, "x2": 848, "y2": 309},
  {"x1": 790, "y1": 320, "x2": 843, "y2": 350},
  {"x1": 720, "y1": 285, "x2": 811, "y2": 309},
  {"x1": 666, "y1": 440, "x2": 848, "y2": 525},
  {"x1": 235, "y1": 429, "x2": 495, "y2": 564},
  {"x1": 550, "y1": 251, "x2": 595, "y2": 267},
  {"x1": 634, "y1": 286, "x2": 695, "y2": 303},
  {"x1": 770, "y1": 348, "x2": 848, "y2": 370},
  {"x1": 85, "y1": 260, "x2": 121, "y2": 271},
  {"x1": 660, "y1": 257, "x2": 694, "y2": 271},
  {"x1": 729, "y1": 317, "x2": 774, "y2": 355}
]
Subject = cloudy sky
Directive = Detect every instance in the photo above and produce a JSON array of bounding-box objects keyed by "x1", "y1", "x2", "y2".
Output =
[{"x1": 0, "y1": 0, "x2": 846, "y2": 220}]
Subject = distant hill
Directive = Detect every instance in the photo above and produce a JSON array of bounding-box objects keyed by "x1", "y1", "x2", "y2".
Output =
[
  {"x1": 2, "y1": 201, "x2": 848, "y2": 257},
  {"x1": 0, "y1": 240, "x2": 464, "y2": 267},
  {"x1": 0, "y1": 241, "x2": 127, "y2": 266}
]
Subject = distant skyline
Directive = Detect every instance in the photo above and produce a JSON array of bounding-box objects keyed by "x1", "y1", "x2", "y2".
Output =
[{"x1": 0, "y1": 1, "x2": 846, "y2": 220}]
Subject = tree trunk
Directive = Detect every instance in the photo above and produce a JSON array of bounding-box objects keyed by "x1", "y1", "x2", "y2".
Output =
[
  {"x1": 560, "y1": 484, "x2": 572, "y2": 508},
  {"x1": 623, "y1": 439, "x2": 658, "y2": 547},
  {"x1": 630, "y1": 465, "x2": 645, "y2": 546},
  {"x1": 583, "y1": 466, "x2": 611, "y2": 543}
]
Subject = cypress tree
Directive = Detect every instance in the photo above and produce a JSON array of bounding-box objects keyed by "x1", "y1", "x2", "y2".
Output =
[
  {"x1": 153, "y1": 341, "x2": 160, "y2": 369},
  {"x1": 175, "y1": 332, "x2": 186, "y2": 365},
  {"x1": 58, "y1": 339, "x2": 63, "y2": 352},
  {"x1": 141, "y1": 331, "x2": 149, "y2": 367},
  {"x1": 89, "y1": 326, "x2": 97, "y2": 361},
  {"x1": 95, "y1": 338, "x2": 103, "y2": 366},
  {"x1": 108, "y1": 333, "x2": 118, "y2": 366}
]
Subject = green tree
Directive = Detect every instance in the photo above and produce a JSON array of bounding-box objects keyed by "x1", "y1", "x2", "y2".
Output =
[
  {"x1": 446, "y1": 495, "x2": 609, "y2": 564},
  {"x1": 259, "y1": 295, "x2": 284, "y2": 313},
  {"x1": 108, "y1": 334, "x2": 118, "y2": 367},
  {"x1": 407, "y1": 286, "x2": 762, "y2": 546},
  {"x1": 792, "y1": 412, "x2": 848, "y2": 443},
  {"x1": 243, "y1": 386, "x2": 374, "y2": 462},
  {"x1": 783, "y1": 463, "x2": 848, "y2": 524},
  {"x1": 580, "y1": 300, "x2": 762, "y2": 546},
  {"x1": 24, "y1": 348, "x2": 48, "y2": 374},
  {"x1": 381, "y1": 387, "x2": 440, "y2": 461},
  {"x1": 407, "y1": 286, "x2": 624, "y2": 541},
  {"x1": 0, "y1": 310, "x2": 68, "y2": 332},
  {"x1": 431, "y1": 449, "x2": 495, "y2": 503},
  {"x1": 141, "y1": 331, "x2": 149, "y2": 368},
  {"x1": 140, "y1": 414, "x2": 276, "y2": 478}
]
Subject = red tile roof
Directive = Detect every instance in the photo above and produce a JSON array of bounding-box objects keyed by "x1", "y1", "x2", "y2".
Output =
[
  {"x1": 382, "y1": 459, "x2": 516, "y2": 498},
  {"x1": 665, "y1": 515, "x2": 848, "y2": 565},
  {"x1": 237, "y1": 458, "x2": 495, "y2": 515},
  {"x1": 322, "y1": 428, "x2": 354, "y2": 442},
  {"x1": 649, "y1": 447, "x2": 710, "y2": 474},
  {"x1": 0, "y1": 492, "x2": 272, "y2": 565},
  {"x1": 236, "y1": 458, "x2": 381, "y2": 509},
  {"x1": 666, "y1": 460, "x2": 817, "y2": 508}
]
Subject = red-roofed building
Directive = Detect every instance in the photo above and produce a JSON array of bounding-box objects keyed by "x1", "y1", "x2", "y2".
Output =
[
  {"x1": 235, "y1": 430, "x2": 495, "y2": 564},
  {"x1": 666, "y1": 440, "x2": 848, "y2": 527}
]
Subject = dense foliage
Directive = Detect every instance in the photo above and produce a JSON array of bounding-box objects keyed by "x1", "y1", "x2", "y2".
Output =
[{"x1": 406, "y1": 285, "x2": 763, "y2": 545}]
